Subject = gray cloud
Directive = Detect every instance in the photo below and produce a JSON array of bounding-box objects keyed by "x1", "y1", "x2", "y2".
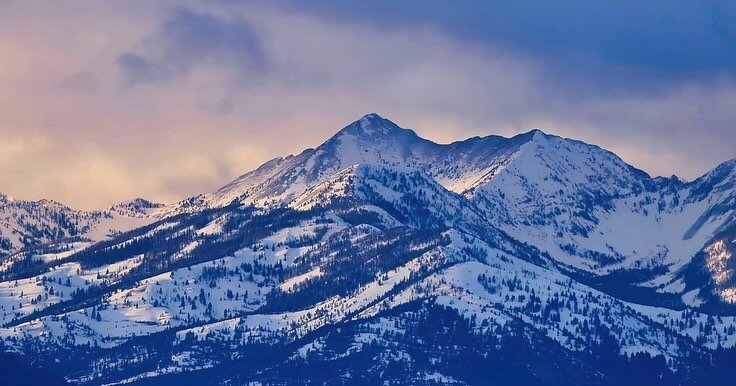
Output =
[
  {"x1": 117, "y1": 53, "x2": 168, "y2": 84},
  {"x1": 60, "y1": 72, "x2": 100, "y2": 92},
  {"x1": 118, "y1": 7, "x2": 265, "y2": 86},
  {"x1": 270, "y1": 1, "x2": 736, "y2": 91}
]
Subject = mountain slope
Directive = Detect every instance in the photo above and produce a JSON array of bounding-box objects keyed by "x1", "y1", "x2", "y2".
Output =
[
  {"x1": 1, "y1": 163, "x2": 730, "y2": 385},
  {"x1": 2, "y1": 114, "x2": 736, "y2": 385},
  {"x1": 0, "y1": 194, "x2": 160, "y2": 257},
  {"x1": 161, "y1": 115, "x2": 736, "y2": 308}
]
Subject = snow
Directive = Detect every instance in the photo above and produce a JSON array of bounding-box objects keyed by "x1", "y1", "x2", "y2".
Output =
[
  {"x1": 279, "y1": 267, "x2": 323, "y2": 292},
  {"x1": 196, "y1": 219, "x2": 223, "y2": 236},
  {"x1": 2, "y1": 115, "x2": 736, "y2": 383},
  {"x1": 705, "y1": 240, "x2": 733, "y2": 286},
  {"x1": 159, "y1": 115, "x2": 736, "y2": 298},
  {"x1": 682, "y1": 289, "x2": 704, "y2": 307},
  {"x1": 0, "y1": 254, "x2": 144, "y2": 326}
]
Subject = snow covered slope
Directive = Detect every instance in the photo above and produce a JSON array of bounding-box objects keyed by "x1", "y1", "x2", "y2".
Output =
[
  {"x1": 0, "y1": 194, "x2": 160, "y2": 257},
  {"x1": 160, "y1": 114, "x2": 736, "y2": 306},
  {"x1": 1, "y1": 114, "x2": 736, "y2": 385}
]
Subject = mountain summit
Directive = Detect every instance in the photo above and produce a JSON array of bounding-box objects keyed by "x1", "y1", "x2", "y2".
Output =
[
  {"x1": 338, "y1": 113, "x2": 415, "y2": 136},
  {"x1": 168, "y1": 114, "x2": 540, "y2": 213},
  {"x1": 165, "y1": 114, "x2": 736, "y2": 299},
  {"x1": 2, "y1": 114, "x2": 736, "y2": 385}
]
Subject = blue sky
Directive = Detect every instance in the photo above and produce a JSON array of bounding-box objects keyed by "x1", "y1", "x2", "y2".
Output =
[{"x1": 0, "y1": 0, "x2": 735, "y2": 208}]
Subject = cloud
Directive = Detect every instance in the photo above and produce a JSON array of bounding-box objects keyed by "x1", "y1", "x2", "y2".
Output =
[
  {"x1": 60, "y1": 72, "x2": 100, "y2": 92},
  {"x1": 117, "y1": 53, "x2": 167, "y2": 84},
  {"x1": 271, "y1": 0, "x2": 736, "y2": 94},
  {"x1": 118, "y1": 7, "x2": 265, "y2": 85},
  {"x1": 0, "y1": 1, "x2": 734, "y2": 209}
]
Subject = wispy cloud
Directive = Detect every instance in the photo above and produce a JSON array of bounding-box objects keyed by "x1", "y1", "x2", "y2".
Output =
[{"x1": 118, "y1": 8, "x2": 265, "y2": 85}]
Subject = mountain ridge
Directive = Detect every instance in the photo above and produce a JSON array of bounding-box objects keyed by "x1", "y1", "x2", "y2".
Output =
[
  {"x1": 0, "y1": 194, "x2": 161, "y2": 258},
  {"x1": 2, "y1": 113, "x2": 736, "y2": 385}
]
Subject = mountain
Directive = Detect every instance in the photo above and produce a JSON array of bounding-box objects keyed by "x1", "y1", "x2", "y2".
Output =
[
  {"x1": 108, "y1": 198, "x2": 165, "y2": 218},
  {"x1": 1, "y1": 114, "x2": 736, "y2": 385},
  {"x1": 0, "y1": 194, "x2": 160, "y2": 257},
  {"x1": 164, "y1": 115, "x2": 736, "y2": 308}
]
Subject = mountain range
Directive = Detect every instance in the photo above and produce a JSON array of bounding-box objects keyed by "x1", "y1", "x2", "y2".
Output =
[{"x1": 1, "y1": 114, "x2": 736, "y2": 385}]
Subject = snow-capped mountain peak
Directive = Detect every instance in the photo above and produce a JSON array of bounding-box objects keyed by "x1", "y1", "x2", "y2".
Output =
[
  {"x1": 687, "y1": 158, "x2": 736, "y2": 201},
  {"x1": 148, "y1": 114, "x2": 736, "y2": 310},
  {"x1": 4, "y1": 114, "x2": 736, "y2": 385},
  {"x1": 349, "y1": 112, "x2": 407, "y2": 136},
  {"x1": 165, "y1": 115, "x2": 549, "y2": 214}
]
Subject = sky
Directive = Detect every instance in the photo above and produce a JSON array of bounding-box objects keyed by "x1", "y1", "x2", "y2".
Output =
[{"x1": 1, "y1": 0, "x2": 736, "y2": 209}]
